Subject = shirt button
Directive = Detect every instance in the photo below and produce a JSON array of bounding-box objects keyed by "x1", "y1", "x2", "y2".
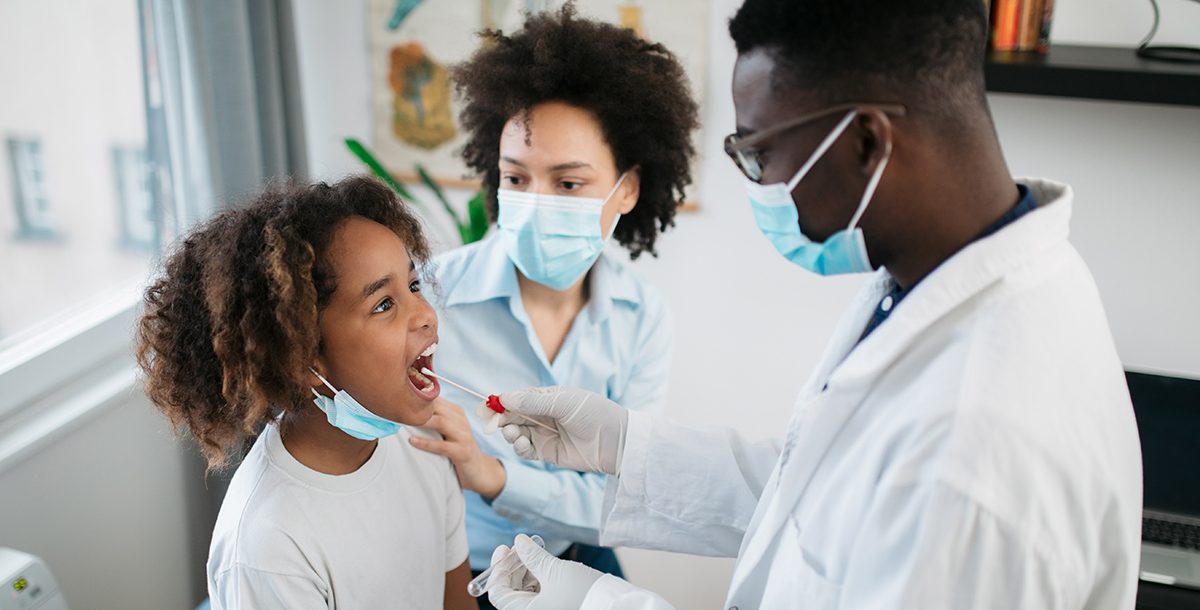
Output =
[{"x1": 881, "y1": 295, "x2": 894, "y2": 312}]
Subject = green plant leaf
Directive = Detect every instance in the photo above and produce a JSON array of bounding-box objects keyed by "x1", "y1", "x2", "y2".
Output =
[
  {"x1": 414, "y1": 165, "x2": 466, "y2": 230},
  {"x1": 344, "y1": 138, "x2": 417, "y2": 202},
  {"x1": 465, "y1": 190, "x2": 490, "y2": 244}
]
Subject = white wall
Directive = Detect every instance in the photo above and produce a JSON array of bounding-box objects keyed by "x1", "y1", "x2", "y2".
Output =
[
  {"x1": 0, "y1": 393, "x2": 210, "y2": 609},
  {"x1": 292, "y1": 0, "x2": 1200, "y2": 606}
]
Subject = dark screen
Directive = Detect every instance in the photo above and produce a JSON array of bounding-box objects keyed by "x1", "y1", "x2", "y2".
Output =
[{"x1": 1127, "y1": 370, "x2": 1200, "y2": 516}]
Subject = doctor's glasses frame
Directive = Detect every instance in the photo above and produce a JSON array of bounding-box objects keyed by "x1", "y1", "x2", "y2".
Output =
[{"x1": 724, "y1": 102, "x2": 908, "y2": 183}]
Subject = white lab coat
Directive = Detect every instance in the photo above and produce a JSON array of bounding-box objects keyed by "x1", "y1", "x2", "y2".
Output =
[{"x1": 583, "y1": 179, "x2": 1143, "y2": 610}]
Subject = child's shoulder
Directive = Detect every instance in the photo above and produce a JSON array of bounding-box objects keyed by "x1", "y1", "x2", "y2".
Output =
[{"x1": 209, "y1": 439, "x2": 316, "y2": 571}]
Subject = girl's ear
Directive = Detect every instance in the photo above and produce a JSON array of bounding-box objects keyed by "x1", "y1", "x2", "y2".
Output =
[
  {"x1": 309, "y1": 359, "x2": 331, "y2": 392},
  {"x1": 617, "y1": 166, "x2": 641, "y2": 215}
]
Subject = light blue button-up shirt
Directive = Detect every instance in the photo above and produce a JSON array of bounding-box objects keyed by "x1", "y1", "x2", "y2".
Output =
[{"x1": 429, "y1": 234, "x2": 672, "y2": 570}]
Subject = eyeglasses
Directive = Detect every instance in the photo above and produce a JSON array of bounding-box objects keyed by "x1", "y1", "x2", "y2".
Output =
[{"x1": 724, "y1": 102, "x2": 907, "y2": 183}]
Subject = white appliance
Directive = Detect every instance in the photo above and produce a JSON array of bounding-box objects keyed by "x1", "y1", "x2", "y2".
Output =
[{"x1": 0, "y1": 549, "x2": 67, "y2": 610}]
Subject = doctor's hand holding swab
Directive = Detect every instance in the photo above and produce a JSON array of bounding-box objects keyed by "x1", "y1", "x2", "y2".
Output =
[{"x1": 491, "y1": 386, "x2": 630, "y2": 476}]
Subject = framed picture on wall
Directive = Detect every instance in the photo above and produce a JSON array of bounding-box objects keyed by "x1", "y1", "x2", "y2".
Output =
[{"x1": 367, "y1": 0, "x2": 709, "y2": 206}]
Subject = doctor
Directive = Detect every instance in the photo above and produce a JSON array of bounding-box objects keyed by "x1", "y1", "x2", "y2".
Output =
[{"x1": 479, "y1": 0, "x2": 1144, "y2": 608}]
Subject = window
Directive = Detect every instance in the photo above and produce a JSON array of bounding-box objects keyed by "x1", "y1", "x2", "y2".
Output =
[
  {"x1": 0, "y1": 0, "x2": 303, "y2": 427},
  {"x1": 0, "y1": 0, "x2": 153, "y2": 348},
  {"x1": 112, "y1": 146, "x2": 155, "y2": 250},
  {"x1": 6, "y1": 138, "x2": 54, "y2": 238}
]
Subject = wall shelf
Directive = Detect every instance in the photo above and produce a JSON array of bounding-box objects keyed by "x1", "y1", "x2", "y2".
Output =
[{"x1": 984, "y1": 44, "x2": 1200, "y2": 107}]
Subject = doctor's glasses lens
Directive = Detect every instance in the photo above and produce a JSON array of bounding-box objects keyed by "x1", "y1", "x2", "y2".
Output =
[{"x1": 724, "y1": 134, "x2": 763, "y2": 183}]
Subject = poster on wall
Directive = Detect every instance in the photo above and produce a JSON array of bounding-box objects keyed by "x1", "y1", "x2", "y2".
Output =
[{"x1": 367, "y1": 0, "x2": 709, "y2": 205}]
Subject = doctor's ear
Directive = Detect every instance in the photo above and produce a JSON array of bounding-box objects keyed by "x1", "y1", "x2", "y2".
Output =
[
  {"x1": 617, "y1": 167, "x2": 641, "y2": 215},
  {"x1": 853, "y1": 109, "x2": 894, "y2": 176}
]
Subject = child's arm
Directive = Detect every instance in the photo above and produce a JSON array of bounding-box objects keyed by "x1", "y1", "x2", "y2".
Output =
[
  {"x1": 439, "y1": 444, "x2": 473, "y2": 610},
  {"x1": 443, "y1": 560, "x2": 475, "y2": 610}
]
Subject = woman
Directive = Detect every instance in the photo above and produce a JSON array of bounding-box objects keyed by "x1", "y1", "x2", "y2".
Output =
[{"x1": 407, "y1": 5, "x2": 699, "y2": 607}]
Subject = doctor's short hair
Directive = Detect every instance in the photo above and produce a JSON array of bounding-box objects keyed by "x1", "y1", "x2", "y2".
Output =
[
  {"x1": 452, "y1": 3, "x2": 699, "y2": 260},
  {"x1": 728, "y1": 0, "x2": 990, "y2": 129},
  {"x1": 135, "y1": 176, "x2": 430, "y2": 471}
]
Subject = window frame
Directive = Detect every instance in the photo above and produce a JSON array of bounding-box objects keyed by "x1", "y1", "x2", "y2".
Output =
[{"x1": 0, "y1": 283, "x2": 141, "y2": 423}]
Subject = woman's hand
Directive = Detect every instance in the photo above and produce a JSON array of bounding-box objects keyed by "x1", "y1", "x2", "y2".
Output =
[{"x1": 412, "y1": 399, "x2": 507, "y2": 499}]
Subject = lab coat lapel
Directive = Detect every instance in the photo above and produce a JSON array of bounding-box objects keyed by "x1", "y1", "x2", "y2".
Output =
[{"x1": 728, "y1": 273, "x2": 890, "y2": 596}]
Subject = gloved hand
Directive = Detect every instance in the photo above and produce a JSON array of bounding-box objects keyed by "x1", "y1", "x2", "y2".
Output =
[
  {"x1": 494, "y1": 386, "x2": 629, "y2": 475},
  {"x1": 486, "y1": 535, "x2": 604, "y2": 610}
]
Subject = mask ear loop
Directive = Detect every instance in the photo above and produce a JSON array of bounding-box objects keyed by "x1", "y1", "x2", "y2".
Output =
[
  {"x1": 786, "y1": 110, "x2": 859, "y2": 192},
  {"x1": 601, "y1": 172, "x2": 629, "y2": 240},
  {"x1": 846, "y1": 142, "x2": 891, "y2": 231},
  {"x1": 308, "y1": 367, "x2": 338, "y2": 395}
]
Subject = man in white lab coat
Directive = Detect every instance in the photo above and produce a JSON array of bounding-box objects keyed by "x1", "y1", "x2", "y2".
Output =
[{"x1": 477, "y1": 0, "x2": 1143, "y2": 608}]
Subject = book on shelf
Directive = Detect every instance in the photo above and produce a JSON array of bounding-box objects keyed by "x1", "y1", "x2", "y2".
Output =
[{"x1": 989, "y1": 0, "x2": 1054, "y2": 53}]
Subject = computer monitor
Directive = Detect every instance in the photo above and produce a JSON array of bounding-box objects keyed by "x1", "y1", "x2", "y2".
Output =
[{"x1": 1127, "y1": 370, "x2": 1200, "y2": 517}]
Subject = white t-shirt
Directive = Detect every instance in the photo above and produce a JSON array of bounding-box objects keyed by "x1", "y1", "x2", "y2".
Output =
[{"x1": 207, "y1": 423, "x2": 468, "y2": 609}]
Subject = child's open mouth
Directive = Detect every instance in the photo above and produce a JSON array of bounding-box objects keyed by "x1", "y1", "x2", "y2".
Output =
[{"x1": 407, "y1": 342, "x2": 439, "y2": 400}]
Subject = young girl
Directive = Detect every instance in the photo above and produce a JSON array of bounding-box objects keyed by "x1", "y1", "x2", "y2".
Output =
[{"x1": 136, "y1": 176, "x2": 475, "y2": 609}]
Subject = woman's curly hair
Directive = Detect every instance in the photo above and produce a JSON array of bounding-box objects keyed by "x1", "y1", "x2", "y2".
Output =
[
  {"x1": 452, "y1": 4, "x2": 699, "y2": 259},
  {"x1": 136, "y1": 176, "x2": 430, "y2": 471}
]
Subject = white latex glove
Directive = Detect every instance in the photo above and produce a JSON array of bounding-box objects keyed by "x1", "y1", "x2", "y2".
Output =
[
  {"x1": 486, "y1": 535, "x2": 604, "y2": 610},
  {"x1": 495, "y1": 386, "x2": 629, "y2": 475}
]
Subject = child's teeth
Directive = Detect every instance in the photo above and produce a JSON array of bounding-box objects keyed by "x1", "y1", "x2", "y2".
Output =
[{"x1": 410, "y1": 367, "x2": 433, "y2": 387}]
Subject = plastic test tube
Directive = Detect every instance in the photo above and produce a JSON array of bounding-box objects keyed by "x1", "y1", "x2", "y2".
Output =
[{"x1": 466, "y1": 534, "x2": 545, "y2": 597}]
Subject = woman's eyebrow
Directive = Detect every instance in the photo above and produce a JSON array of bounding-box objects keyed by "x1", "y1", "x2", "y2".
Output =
[
  {"x1": 549, "y1": 161, "x2": 593, "y2": 172},
  {"x1": 501, "y1": 156, "x2": 593, "y2": 173}
]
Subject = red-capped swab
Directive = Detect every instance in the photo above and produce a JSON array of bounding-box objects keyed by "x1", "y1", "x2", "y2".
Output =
[{"x1": 420, "y1": 368, "x2": 556, "y2": 433}]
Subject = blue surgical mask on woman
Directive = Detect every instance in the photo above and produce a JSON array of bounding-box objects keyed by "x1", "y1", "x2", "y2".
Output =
[
  {"x1": 745, "y1": 110, "x2": 890, "y2": 276},
  {"x1": 497, "y1": 173, "x2": 628, "y2": 290},
  {"x1": 309, "y1": 368, "x2": 405, "y2": 441}
]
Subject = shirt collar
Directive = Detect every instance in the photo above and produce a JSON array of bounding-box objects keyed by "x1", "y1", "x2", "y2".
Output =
[
  {"x1": 442, "y1": 234, "x2": 520, "y2": 307},
  {"x1": 585, "y1": 252, "x2": 642, "y2": 323},
  {"x1": 441, "y1": 234, "x2": 643, "y2": 317}
]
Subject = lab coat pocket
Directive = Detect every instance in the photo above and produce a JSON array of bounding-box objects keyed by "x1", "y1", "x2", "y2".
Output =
[{"x1": 769, "y1": 516, "x2": 841, "y2": 607}]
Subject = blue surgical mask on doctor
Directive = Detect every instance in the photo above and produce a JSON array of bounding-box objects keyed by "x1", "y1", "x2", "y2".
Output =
[
  {"x1": 497, "y1": 172, "x2": 628, "y2": 290},
  {"x1": 309, "y1": 367, "x2": 406, "y2": 440},
  {"x1": 745, "y1": 109, "x2": 891, "y2": 275}
]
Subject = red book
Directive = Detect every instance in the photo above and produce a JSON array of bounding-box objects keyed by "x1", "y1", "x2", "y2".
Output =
[{"x1": 990, "y1": 0, "x2": 1022, "y2": 51}]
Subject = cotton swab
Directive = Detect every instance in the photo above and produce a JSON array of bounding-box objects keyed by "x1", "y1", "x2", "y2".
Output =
[{"x1": 420, "y1": 368, "x2": 557, "y2": 433}]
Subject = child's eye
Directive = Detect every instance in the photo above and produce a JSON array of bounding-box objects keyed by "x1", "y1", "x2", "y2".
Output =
[
  {"x1": 409, "y1": 280, "x2": 422, "y2": 293},
  {"x1": 372, "y1": 297, "x2": 394, "y2": 314}
]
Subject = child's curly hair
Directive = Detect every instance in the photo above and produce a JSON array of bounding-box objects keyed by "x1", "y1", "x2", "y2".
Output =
[
  {"x1": 452, "y1": 3, "x2": 699, "y2": 259},
  {"x1": 136, "y1": 176, "x2": 430, "y2": 471}
]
